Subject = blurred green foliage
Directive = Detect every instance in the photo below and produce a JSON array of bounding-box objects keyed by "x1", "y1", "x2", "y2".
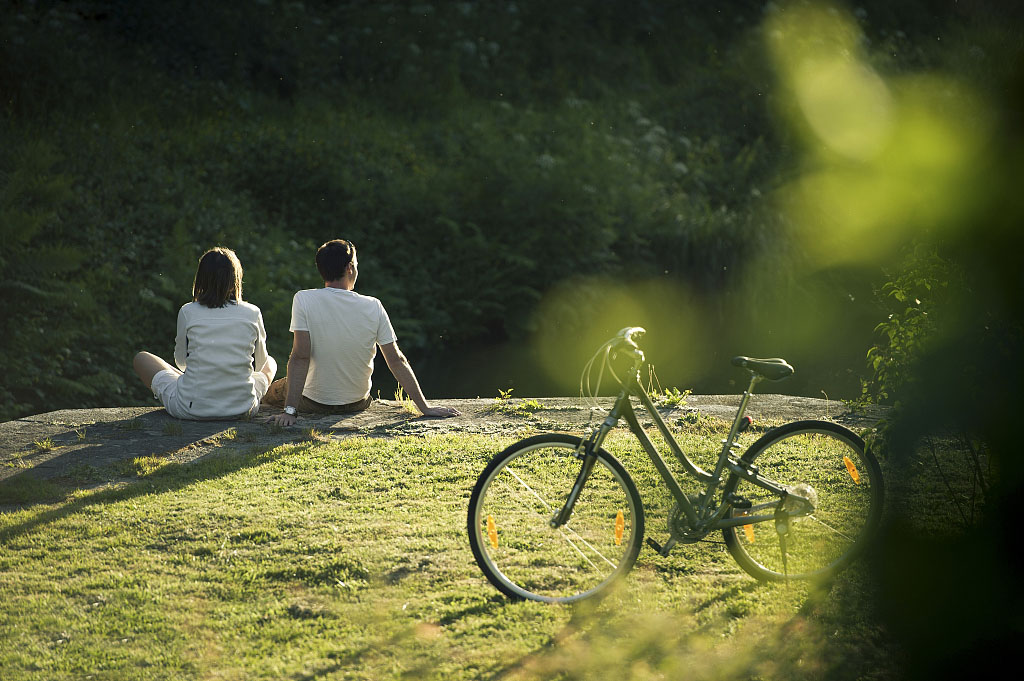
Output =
[
  {"x1": 762, "y1": 3, "x2": 1024, "y2": 680},
  {"x1": 862, "y1": 245, "x2": 960, "y2": 406}
]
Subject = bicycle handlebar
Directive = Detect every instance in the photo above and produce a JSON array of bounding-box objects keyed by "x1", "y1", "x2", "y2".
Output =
[
  {"x1": 616, "y1": 326, "x2": 646, "y2": 348},
  {"x1": 579, "y1": 327, "x2": 646, "y2": 396}
]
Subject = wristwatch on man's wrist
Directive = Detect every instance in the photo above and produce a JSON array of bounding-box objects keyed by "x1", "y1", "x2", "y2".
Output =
[{"x1": 284, "y1": 406, "x2": 297, "y2": 416}]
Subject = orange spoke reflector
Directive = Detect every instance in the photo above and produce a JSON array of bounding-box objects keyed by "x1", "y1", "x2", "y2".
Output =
[
  {"x1": 614, "y1": 510, "x2": 625, "y2": 546},
  {"x1": 843, "y1": 456, "x2": 861, "y2": 484},
  {"x1": 487, "y1": 515, "x2": 499, "y2": 549},
  {"x1": 738, "y1": 509, "x2": 755, "y2": 543}
]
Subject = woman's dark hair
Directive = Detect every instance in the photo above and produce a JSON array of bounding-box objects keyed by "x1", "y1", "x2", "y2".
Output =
[
  {"x1": 315, "y1": 239, "x2": 356, "y2": 282},
  {"x1": 193, "y1": 247, "x2": 243, "y2": 308}
]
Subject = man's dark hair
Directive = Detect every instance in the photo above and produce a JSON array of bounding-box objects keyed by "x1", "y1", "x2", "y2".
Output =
[
  {"x1": 316, "y1": 239, "x2": 356, "y2": 282},
  {"x1": 193, "y1": 247, "x2": 243, "y2": 308}
]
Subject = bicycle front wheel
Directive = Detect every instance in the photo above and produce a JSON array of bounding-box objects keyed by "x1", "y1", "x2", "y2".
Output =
[
  {"x1": 468, "y1": 434, "x2": 644, "y2": 603},
  {"x1": 722, "y1": 420, "x2": 884, "y2": 582}
]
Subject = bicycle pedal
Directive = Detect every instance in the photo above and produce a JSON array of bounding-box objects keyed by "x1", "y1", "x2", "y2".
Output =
[{"x1": 645, "y1": 536, "x2": 676, "y2": 557}]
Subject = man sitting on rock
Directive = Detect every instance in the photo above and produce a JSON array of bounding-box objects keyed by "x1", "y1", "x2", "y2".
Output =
[{"x1": 263, "y1": 239, "x2": 459, "y2": 426}]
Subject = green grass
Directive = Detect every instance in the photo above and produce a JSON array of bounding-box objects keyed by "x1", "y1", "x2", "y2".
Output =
[
  {"x1": 0, "y1": 477, "x2": 65, "y2": 505},
  {"x1": 162, "y1": 422, "x2": 184, "y2": 436},
  {"x1": 489, "y1": 389, "x2": 549, "y2": 418},
  {"x1": 0, "y1": 423, "x2": 973, "y2": 680},
  {"x1": 392, "y1": 386, "x2": 421, "y2": 416},
  {"x1": 114, "y1": 455, "x2": 172, "y2": 479},
  {"x1": 649, "y1": 387, "x2": 691, "y2": 408}
]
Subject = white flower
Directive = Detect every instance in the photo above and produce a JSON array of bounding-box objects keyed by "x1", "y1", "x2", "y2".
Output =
[{"x1": 536, "y1": 154, "x2": 556, "y2": 169}]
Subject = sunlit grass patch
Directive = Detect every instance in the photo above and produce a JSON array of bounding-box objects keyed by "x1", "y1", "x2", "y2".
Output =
[
  {"x1": 393, "y1": 386, "x2": 419, "y2": 415},
  {"x1": 0, "y1": 430, "x2": 918, "y2": 680},
  {"x1": 117, "y1": 455, "x2": 171, "y2": 478},
  {"x1": 488, "y1": 388, "x2": 549, "y2": 417},
  {"x1": 491, "y1": 398, "x2": 548, "y2": 417},
  {"x1": 3, "y1": 451, "x2": 29, "y2": 469},
  {"x1": 650, "y1": 386, "x2": 691, "y2": 408},
  {"x1": 672, "y1": 409, "x2": 719, "y2": 435}
]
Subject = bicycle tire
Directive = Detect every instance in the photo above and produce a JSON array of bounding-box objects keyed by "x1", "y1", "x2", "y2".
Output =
[
  {"x1": 722, "y1": 420, "x2": 884, "y2": 582},
  {"x1": 467, "y1": 434, "x2": 645, "y2": 603}
]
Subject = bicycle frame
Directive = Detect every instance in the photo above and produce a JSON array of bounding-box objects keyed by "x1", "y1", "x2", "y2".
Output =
[{"x1": 552, "y1": 354, "x2": 798, "y2": 552}]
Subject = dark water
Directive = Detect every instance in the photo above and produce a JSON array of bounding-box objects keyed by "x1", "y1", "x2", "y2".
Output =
[{"x1": 374, "y1": 339, "x2": 867, "y2": 402}]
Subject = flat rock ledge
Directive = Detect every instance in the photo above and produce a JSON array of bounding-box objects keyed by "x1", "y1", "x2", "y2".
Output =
[{"x1": 0, "y1": 396, "x2": 888, "y2": 487}]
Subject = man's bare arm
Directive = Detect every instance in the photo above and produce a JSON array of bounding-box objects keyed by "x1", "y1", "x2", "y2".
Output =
[
  {"x1": 379, "y1": 341, "x2": 459, "y2": 418},
  {"x1": 269, "y1": 331, "x2": 311, "y2": 426}
]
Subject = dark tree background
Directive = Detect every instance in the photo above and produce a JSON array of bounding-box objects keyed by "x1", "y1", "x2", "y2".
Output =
[
  {"x1": 4, "y1": 3, "x2": 1024, "y2": 678},
  {"x1": 0, "y1": 0, "x2": 915, "y2": 417}
]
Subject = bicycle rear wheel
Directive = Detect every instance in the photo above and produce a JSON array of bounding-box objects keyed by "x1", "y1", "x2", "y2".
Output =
[
  {"x1": 468, "y1": 434, "x2": 644, "y2": 603},
  {"x1": 722, "y1": 420, "x2": 883, "y2": 581}
]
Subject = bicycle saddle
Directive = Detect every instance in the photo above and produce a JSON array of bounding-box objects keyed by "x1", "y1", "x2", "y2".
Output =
[{"x1": 731, "y1": 356, "x2": 795, "y2": 381}]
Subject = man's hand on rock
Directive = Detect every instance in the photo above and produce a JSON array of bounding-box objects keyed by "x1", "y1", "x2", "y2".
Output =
[
  {"x1": 268, "y1": 412, "x2": 298, "y2": 427},
  {"x1": 421, "y1": 405, "x2": 460, "y2": 418}
]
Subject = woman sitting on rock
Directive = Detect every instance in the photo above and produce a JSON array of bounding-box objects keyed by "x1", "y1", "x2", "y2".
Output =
[{"x1": 133, "y1": 247, "x2": 277, "y2": 420}]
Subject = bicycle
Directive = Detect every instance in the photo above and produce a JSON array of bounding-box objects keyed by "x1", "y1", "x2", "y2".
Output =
[{"x1": 467, "y1": 327, "x2": 884, "y2": 603}]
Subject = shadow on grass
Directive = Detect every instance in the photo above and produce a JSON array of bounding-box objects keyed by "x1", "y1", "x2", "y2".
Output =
[
  {"x1": 0, "y1": 408, "x2": 298, "y2": 503},
  {"x1": 437, "y1": 595, "x2": 508, "y2": 626},
  {"x1": 692, "y1": 580, "x2": 762, "y2": 614},
  {"x1": 0, "y1": 434, "x2": 319, "y2": 544}
]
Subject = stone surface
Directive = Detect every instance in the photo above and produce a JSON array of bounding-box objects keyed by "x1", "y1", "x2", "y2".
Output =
[{"x1": 0, "y1": 396, "x2": 888, "y2": 492}]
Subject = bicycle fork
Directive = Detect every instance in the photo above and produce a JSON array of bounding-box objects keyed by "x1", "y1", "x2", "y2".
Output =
[{"x1": 549, "y1": 414, "x2": 618, "y2": 529}]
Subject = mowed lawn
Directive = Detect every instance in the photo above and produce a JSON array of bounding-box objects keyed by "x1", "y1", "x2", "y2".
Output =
[{"x1": 0, "y1": 425, "x2": 904, "y2": 680}]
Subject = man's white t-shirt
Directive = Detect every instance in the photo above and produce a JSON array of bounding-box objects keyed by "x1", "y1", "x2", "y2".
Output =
[
  {"x1": 171, "y1": 301, "x2": 270, "y2": 418},
  {"x1": 290, "y1": 287, "x2": 398, "y2": 405}
]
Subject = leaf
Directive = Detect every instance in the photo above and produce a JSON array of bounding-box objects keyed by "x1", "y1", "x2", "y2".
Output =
[
  {"x1": 0, "y1": 211, "x2": 46, "y2": 245},
  {"x1": 0, "y1": 280, "x2": 56, "y2": 298}
]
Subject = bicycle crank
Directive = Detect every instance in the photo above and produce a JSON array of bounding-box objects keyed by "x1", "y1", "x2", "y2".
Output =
[{"x1": 668, "y1": 497, "x2": 712, "y2": 544}]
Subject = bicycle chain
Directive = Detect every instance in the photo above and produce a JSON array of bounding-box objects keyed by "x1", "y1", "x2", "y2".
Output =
[{"x1": 668, "y1": 497, "x2": 715, "y2": 544}]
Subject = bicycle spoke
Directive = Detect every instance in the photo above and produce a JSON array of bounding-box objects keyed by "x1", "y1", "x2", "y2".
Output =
[
  {"x1": 723, "y1": 423, "x2": 882, "y2": 581},
  {"x1": 469, "y1": 435, "x2": 643, "y2": 602},
  {"x1": 561, "y1": 524, "x2": 617, "y2": 569},
  {"x1": 496, "y1": 473, "x2": 619, "y2": 570},
  {"x1": 502, "y1": 465, "x2": 555, "y2": 514},
  {"x1": 804, "y1": 514, "x2": 858, "y2": 543},
  {"x1": 561, "y1": 532, "x2": 606, "y2": 574}
]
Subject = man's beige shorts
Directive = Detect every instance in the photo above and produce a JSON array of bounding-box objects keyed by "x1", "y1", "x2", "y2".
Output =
[{"x1": 261, "y1": 378, "x2": 372, "y2": 414}]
